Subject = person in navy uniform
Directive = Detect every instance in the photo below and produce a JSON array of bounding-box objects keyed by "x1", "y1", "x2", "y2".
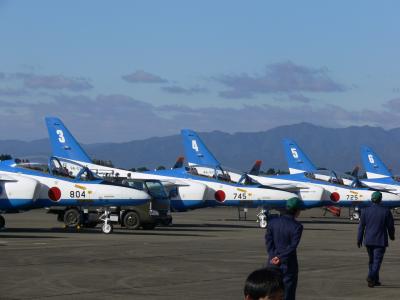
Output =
[
  {"x1": 265, "y1": 197, "x2": 303, "y2": 300},
  {"x1": 357, "y1": 191, "x2": 395, "y2": 287}
]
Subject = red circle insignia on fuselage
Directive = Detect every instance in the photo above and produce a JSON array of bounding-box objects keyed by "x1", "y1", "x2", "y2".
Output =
[
  {"x1": 330, "y1": 192, "x2": 340, "y2": 202},
  {"x1": 214, "y1": 190, "x2": 226, "y2": 202},
  {"x1": 48, "y1": 187, "x2": 62, "y2": 202}
]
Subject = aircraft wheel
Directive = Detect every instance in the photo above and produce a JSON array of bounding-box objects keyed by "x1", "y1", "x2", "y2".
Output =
[
  {"x1": 102, "y1": 223, "x2": 113, "y2": 234},
  {"x1": 352, "y1": 212, "x2": 360, "y2": 221},
  {"x1": 63, "y1": 209, "x2": 81, "y2": 228},
  {"x1": 259, "y1": 218, "x2": 267, "y2": 229},
  {"x1": 0, "y1": 215, "x2": 5, "y2": 230},
  {"x1": 123, "y1": 211, "x2": 141, "y2": 230}
]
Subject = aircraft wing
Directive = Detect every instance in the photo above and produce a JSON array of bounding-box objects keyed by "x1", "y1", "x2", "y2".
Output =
[
  {"x1": 361, "y1": 183, "x2": 397, "y2": 192},
  {"x1": 159, "y1": 179, "x2": 191, "y2": 187},
  {"x1": 0, "y1": 174, "x2": 18, "y2": 182},
  {"x1": 264, "y1": 183, "x2": 310, "y2": 191},
  {"x1": 247, "y1": 175, "x2": 309, "y2": 191}
]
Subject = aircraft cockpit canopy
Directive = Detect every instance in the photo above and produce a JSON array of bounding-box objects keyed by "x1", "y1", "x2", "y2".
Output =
[
  {"x1": 186, "y1": 164, "x2": 233, "y2": 182},
  {"x1": 48, "y1": 157, "x2": 101, "y2": 181},
  {"x1": 15, "y1": 157, "x2": 101, "y2": 182}
]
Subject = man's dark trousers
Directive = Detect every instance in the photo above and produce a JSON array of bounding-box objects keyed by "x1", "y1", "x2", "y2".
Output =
[
  {"x1": 367, "y1": 246, "x2": 385, "y2": 283},
  {"x1": 279, "y1": 257, "x2": 298, "y2": 300},
  {"x1": 266, "y1": 214, "x2": 303, "y2": 300},
  {"x1": 357, "y1": 203, "x2": 395, "y2": 285}
]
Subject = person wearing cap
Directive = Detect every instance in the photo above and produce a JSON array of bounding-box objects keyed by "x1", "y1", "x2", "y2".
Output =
[
  {"x1": 265, "y1": 197, "x2": 303, "y2": 300},
  {"x1": 357, "y1": 191, "x2": 395, "y2": 287}
]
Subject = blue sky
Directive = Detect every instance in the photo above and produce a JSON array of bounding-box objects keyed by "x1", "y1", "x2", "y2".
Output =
[{"x1": 0, "y1": 1, "x2": 399, "y2": 142}]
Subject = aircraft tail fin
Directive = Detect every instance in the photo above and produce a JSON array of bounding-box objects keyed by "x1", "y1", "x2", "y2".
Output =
[
  {"x1": 360, "y1": 146, "x2": 393, "y2": 179},
  {"x1": 181, "y1": 129, "x2": 220, "y2": 168},
  {"x1": 172, "y1": 156, "x2": 185, "y2": 169},
  {"x1": 283, "y1": 139, "x2": 317, "y2": 174},
  {"x1": 350, "y1": 165, "x2": 360, "y2": 178},
  {"x1": 249, "y1": 160, "x2": 262, "y2": 175},
  {"x1": 45, "y1": 117, "x2": 92, "y2": 163}
]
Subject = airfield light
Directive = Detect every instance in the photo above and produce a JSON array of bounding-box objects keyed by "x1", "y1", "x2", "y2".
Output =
[
  {"x1": 214, "y1": 190, "x2": 226, "y2": 202},
  {"x1": 48, "y1": 187, "x2": 62, "y2": 201}
]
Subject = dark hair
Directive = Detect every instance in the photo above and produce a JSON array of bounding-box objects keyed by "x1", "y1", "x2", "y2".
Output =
[{"x1": 244, "y1": 267, "x2": 283, "y2": 299}]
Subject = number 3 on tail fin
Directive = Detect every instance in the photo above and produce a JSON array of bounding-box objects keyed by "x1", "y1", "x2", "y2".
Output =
[
  {"x1": 56, "y1": 130, "x2": 65, "y2": 143},
  {"x1": 192, "y1": 140, "x2": 199, "y2": 152}
]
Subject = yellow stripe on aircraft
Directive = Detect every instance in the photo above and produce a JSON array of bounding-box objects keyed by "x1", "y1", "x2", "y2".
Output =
[{"x1": 74, "y1": 184, "x2": 87, "y2": 190}]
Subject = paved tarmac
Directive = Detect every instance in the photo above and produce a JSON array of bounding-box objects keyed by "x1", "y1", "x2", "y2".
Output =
[{"x1": 0, "y1": 207, "x2": 399, "y2": 300}]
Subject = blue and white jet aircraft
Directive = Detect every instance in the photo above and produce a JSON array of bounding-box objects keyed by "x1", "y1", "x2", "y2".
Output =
[
  {"x1": 182, "y1": 131, "x2": 400, "y2": 217},
  {"x1": 360, "y1": 145, "x2": 400, "y2": 194},
  {"x1": 180, "y1": 129, "x2": 349, "y2": 226},
  {"x1": 283, "y1": 139, "x2": 357, "y2": 186},
  {"x1": 45, "y1": 117, "x2": 302, "y2": 227},
  {"x1": 181, "y1": 129, "x2": 262, "y2": 183},
  {"x1": 247, "y1": 139, "x2": 400, "y2": 220},
  {"x1": 0, "y1": 156, "x2": 151, "y2": 233}
]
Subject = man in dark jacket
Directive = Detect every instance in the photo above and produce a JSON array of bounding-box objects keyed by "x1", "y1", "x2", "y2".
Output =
[
  {"x1": 265, "y1": 197, "x2": 303, "y2": 300},
  {"x1": 357, "y1": 191, "x2": 395, "y2": 287}
]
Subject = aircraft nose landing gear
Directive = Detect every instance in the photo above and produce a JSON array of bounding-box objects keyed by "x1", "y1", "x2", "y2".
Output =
[
  {"x1": 99, "y1": 208, "x2": 114, "y2": 234},
  {"x1": 350, "y1": 207, "x2": 360, "y2": 221},
  {"x1": 256, "y1": 208, "x2": 268, "y2": 228}
]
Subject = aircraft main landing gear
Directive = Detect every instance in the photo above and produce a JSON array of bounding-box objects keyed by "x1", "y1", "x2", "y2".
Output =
[
  {"x1": 349, "y1": 207, "x2": 360, "y2": 221},
  {"x1": 256, "y1": 208, "x2": 268, "y2": 228},
  {"x1": 0, "y1": 215, "x2": 5, "y2": 230},
  {"x1": 99, "y1": 208, "x2": 113, "y2": 234},
  {"x1": 63, "y1": 208, "x2": 81, "y2": 228}
]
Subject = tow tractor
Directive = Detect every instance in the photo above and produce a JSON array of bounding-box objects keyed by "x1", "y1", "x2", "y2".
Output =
[{"x1": 47, "y1": 179, "x2": 171, "y2": 232}]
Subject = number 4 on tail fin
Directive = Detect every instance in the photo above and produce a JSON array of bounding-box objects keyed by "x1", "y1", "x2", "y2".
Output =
[{"x1": 181, "y1": 129, "x2": 220, "y2": 168}]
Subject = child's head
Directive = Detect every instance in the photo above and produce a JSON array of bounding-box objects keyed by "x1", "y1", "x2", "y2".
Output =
[{"x1": 244, "y1": 267, "x2": 284, "y2": 300}]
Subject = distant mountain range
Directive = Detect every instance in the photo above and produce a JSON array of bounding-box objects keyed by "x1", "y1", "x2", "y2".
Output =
[{"x1": 1, "y1": 123, "x2": 400, "y2": 174}]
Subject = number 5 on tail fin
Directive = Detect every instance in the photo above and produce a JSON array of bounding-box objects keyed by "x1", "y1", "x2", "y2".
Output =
[
  {"x1": 45, "y1": 117, "x2": 92, "y2": 163},
  {"x1": 283, "y1": 139, "x2": 317, "y2": 174}
]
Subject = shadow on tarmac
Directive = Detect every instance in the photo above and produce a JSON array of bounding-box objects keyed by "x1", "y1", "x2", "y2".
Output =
[
  {"x1": 170, "y1": 223, "x2": 257, "y2": 229},
  {"x1": 303, "y1": 228, "x2": 349, "y2": 231},
  {"x1": 0, "y1": 234, "x2": 62, "y2": 239},
  {"x1": 0, "y1": 227, "x2": 214, "y2": 238},
  {"x1": 300, "y1": 219, "x2": 359, "y2": 225}
]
